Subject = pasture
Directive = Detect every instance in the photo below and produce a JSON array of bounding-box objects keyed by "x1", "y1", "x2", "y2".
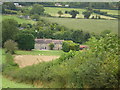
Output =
[
  {"x1": 98, "y1": 9, "x2": 119, "y2": 15},
  {"x1": 2, "y1": 15, "x2": 35, "y2": 24},
  {"x1": 42, "y1": 17, "x2": 118, "y2": 34}
]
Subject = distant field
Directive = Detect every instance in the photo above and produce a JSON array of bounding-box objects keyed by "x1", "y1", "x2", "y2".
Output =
[
  {"x1": 42, "y1": 17, "x2": 118, "y2": 34},
  {"x1": 2, "y1": 15, "x2": 35, "y2": 24},
  {"x1": 44, "y1": 7, "x2": 117, "y2": 19},
  {"x1": 98, "y1": 9, "x2": 119, "y2": 15}
]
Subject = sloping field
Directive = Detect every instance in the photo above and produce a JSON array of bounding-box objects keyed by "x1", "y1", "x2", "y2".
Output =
[{"x1": 43, "y1": 17, "x2": 118, "y2": 34}]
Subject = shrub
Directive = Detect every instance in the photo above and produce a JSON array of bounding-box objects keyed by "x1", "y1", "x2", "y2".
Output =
[
  {"x1": 4, "y1": 40, "x2": 18, "y2": 54},
  {"x1": 62, "y1": 41, "x2": 79, "y2": 52},
  {"x1": 49, "y1": 43, "x2": 54, "y2": 50}
]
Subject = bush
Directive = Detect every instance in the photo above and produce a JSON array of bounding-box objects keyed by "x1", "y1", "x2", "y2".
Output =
[
  {"x1": 62, "y1": 41, "x2": 79, "y2": 52},
  {"x1": 4, "y1": 40, "x2": 18, "y2": 54},
  {"x1": 49, "y1": 43, "x2": 54, "y2": 50}
]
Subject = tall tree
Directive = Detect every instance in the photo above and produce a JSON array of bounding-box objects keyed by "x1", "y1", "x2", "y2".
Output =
[
  {"x1": 15, "y1": 33, "x2": 35, "y2": 50},
  {"x1": 2, "y1": 19, "x2": 19, "y2": 44}
]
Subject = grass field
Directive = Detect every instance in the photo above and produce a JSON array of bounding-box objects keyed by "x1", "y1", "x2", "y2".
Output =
[
  {"x1": 44, "y1": 7, "x2": 117, "y2": 19},
  {"x1": 98, "y1": 9, "x2": 119, "y2": 15},
  {"x1": 42, "y1": 17, "x2": 118, "y2": 34},
  {"x1": 16, "y1": 50, "x2": 63, "y2": 56},
  {"x1": 2, "y1": 15, "x2": 36, "y2": 24}
]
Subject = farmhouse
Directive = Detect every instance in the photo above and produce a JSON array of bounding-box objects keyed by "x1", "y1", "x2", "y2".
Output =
[{"x1": 35, "y1": 39, "x2": 64, "y2": 50}]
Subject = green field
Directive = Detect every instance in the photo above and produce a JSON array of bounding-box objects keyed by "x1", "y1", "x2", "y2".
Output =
[
  {"x1": 16, "y1": 50, "x2": 63, "y2": 56},
  {"x1": 44, "y1": 7, "x2": 117, "y2": 19},
  {"x1": 98, "y1": 9, "x2": 119, "y2": 15},
  {"x1": 42, "y1": 17, "x2": 118, "y2": 34},
  {"x1": 2, "y1": 15, "x2": 35, "y2": 24}
]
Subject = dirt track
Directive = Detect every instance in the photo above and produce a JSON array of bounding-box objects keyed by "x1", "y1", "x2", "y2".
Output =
[{"x1": 14, "y1": 55, "x2": 59, "y2": 68}]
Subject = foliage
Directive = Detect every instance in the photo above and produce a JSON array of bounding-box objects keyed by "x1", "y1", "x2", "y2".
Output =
[
  {"x1": 30, "y1": 4, "x2": 45, "y2": 15},
  {"x1": 57, "y1": 11, "x2": 63, "y2": 17},
  {"x1": 62, "y1": 41, "x2": 79, "y2": 52},
  {"x1": 49, "y1": 43, "x2": 54, "y2": 50},
  {"x1": 65, "y1": 10, "x2": 79, "y2": 18},
  {"x1": 31, "y1": 14, "x2": 40, "y2": 21},
  {"x1": 2, "y1": 2, "x2": 17, "y2": 10},
  {"x1": 15, "y1": 33, "x2": 35, "y2": 50},
  {"x1": 100, "y1": 30, "x2": 111, "y2": 37},
  {"x1": 82, "y1": 11, "x2": 92, "y2": 19},
  {"x1": 2, "y1": 19, "x2": 19, "y2": 44},
  {"x1": 4, "y1": 40, "x2": 18, "y2": 54}
]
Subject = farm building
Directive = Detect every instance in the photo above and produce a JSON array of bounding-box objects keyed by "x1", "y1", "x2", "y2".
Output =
[
  {"x1": 80, "y1": 45, "x2": 89, "y2": 50},
  {"x1": 34, "y1": 39, "x2": 64, "y2": 50}
]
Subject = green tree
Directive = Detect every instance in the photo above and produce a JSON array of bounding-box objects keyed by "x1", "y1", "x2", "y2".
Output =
[
  {"x1": 71, "y1": 30, "x2": 84, "y2": 44},
  {"x1": 4, "y1": 40, "x2": 18, "y2": 54},
  {"x1": 15, "y1": 33, "x2": 35, "y2": 50},
  {"x1": 82, "y1": 11, "x2": 92, "y2": 19},
  {"x1": 67, "y1": 10, "x2": 79, "y2": 18},
  {"x1": 58, "y1": 10, "x2": 63, "y2": 17},
  {"x1": 62, "y1": 41, "x2": 79, "y2": 52},
  {"x1": 30, "y1": 4, "x2": 45, "y2": 15},
  {"x1": 2, "y1": 19, "x2": 19, "y2": 44},
  {"x1": 49, "y1": 43, "x2": 54, "y2": 50}
]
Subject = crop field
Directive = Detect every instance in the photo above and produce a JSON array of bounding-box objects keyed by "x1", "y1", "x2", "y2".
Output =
[
  {"x1": 2, "y1": 15, "x2": 35, "y2": 24},
  {"x1": 42, "y1": 17, "x2": 118, "y2": 34},
  {"x1": 44, "y1": 7, "x2": 116, "y2": 19}
]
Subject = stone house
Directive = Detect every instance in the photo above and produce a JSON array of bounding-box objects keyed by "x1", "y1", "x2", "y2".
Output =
[{"x1": 34, "y1": 39, "x2": 64, "y2": 50}]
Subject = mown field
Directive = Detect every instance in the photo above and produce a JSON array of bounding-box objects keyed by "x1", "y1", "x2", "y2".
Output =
[
  {"x1": 42, "y1": 17, "x2": 118, "y2": 34},
  {"x1": 44, "y1": 7, "x2": 117, "y2": 19},
  {"x1": 2, "y1": 15, "x2": 35, "y2": 24}
]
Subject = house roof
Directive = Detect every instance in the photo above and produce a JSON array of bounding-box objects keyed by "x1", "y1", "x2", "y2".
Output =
[
  {"x1": 35, "y1": 39, "x2": 64, "y2": 44},
  {"x1": 80, "y1": 45, "x2": 89, "y2": 48}
]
